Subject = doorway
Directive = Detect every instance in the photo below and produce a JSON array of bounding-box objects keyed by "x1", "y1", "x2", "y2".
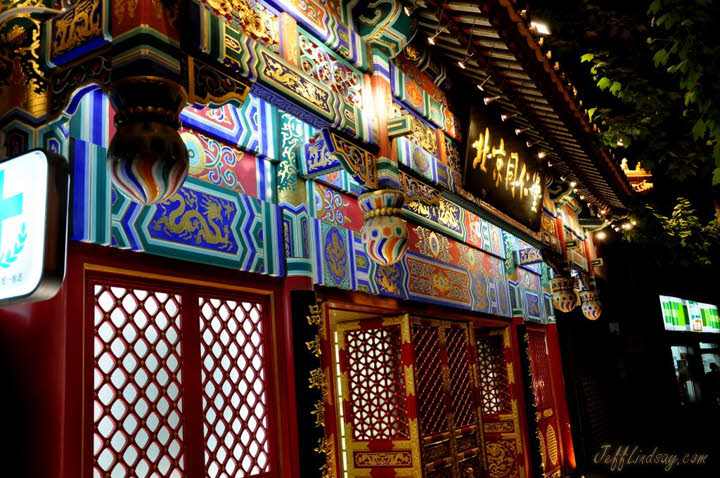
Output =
[{"x1": 329, "y1": 308, "x2": 527, "y2": 478}]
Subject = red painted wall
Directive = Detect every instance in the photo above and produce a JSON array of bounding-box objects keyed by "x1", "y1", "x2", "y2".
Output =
[{"x1": 0, "y1": 278, "x2": 68, "y2": 478}]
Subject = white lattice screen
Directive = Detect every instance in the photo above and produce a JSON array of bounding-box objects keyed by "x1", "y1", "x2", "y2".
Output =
[{"x1": 91, "y1": 277, "x2": 272, "y2": 478}]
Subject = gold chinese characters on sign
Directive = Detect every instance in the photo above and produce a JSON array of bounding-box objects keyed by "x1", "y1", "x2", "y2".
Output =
[{"x1": 472, "y1": 127, "x2": 542, "y2": 213}]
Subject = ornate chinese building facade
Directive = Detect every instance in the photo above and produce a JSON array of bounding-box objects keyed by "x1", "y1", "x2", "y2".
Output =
[{"x1": 0, "y1": 0, "x2": 636, "y2": 477}]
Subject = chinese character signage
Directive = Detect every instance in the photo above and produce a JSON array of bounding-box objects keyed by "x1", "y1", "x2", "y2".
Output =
[
  {"x1": 463, "y1": 104, "x2": 544, "y2": 230},
  {"x1": 660, "y1": 295, "x2": 720, "y2": 334},
  {"x1": 0, "y1": 150, "x2": 69, "y2": 306}
]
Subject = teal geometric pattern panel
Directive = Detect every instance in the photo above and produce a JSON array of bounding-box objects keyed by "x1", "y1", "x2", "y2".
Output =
[
  {"x1": 70, "y1": 138, "x2": 112, "y2": 245},
  {"x1": 181, "y1": 94, "x2": 279, "y2": 162}
]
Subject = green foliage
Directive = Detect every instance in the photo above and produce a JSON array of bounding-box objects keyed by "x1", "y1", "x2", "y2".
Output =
[
  {"x1": 578, "y1": 0, "x2": 720, "y2": 184},
  {"x1": 626, "y1": 199, "x2": 720, "y2": 266},
  {"x1": 537, "y1": 0, "x2": 720, "y2": 265}
]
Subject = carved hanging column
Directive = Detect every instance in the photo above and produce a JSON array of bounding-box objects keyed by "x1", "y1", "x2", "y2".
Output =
[{"x1": 355, "y1": 0, "x2": 416, "y2": 265}]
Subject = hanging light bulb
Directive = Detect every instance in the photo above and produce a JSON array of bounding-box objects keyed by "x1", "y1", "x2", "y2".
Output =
[
  {"x1": 538, "y1": 151, "x2": 546, "y2": 159},
  {"x1": 596, "y1": 231, "x2": 607, "y2": 241},
  {"x1": 530, "y1": 21, "x2": 551, "y2": 36},
  {"x1": 477, "y1": 76, "x2": 491, "y2": 91},
  {"x1": 526, "y1": 140, "x2": 539, "y2": 147},
  {"x1": 515, "y1": 127, "x2": 529, "y2": 135},
  {"x1": 458, "y1": 60, "x2": 466, "y2": 69},
  {"x1": 404, "y1": 2, "x2": 418, "y2": 16},
  {"x1": 483, "y1": 95, "x2": 501, "y2": 105},
  {"x1": 501, "y1": 113, "x2": 517, "y2": 122},
  {"x1": 570, "y1": 181, "x2": 577, "y2": 187},
  {"x1": 427, "y1": 30, "x2": 440, "y2": 45}
]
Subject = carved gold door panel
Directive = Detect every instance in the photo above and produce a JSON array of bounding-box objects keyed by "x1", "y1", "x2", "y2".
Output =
[
  {"x1": 334, "y1": 315, "x2": 422, "y2": 477},
  {"x1": 474, "y1": 328, "x2": 526, "y2": 478},
  {"x1": 411, "y1": 318, "x2": 483, "y2": 478},
  {"x1": 527, "y1": 330, "x2": 562, "y2": 478}
]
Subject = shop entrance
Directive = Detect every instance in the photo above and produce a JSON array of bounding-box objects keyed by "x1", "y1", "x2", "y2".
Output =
[
  {"x1": 330, "y1": 310, "x2": 526, "y2": 478},
  {"x1": 669, "y1": 341, "x2": 720, "y2": 405}
]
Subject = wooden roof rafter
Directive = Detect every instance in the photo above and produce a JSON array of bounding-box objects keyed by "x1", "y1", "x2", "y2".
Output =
[{"x1": 415, "y1": 0, "x2": 636, "y2": 214}]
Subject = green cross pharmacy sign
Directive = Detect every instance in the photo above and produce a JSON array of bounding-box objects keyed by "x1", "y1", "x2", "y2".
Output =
[{"x1": 0, "y1": 150, "x2": 69, "y2": 305}]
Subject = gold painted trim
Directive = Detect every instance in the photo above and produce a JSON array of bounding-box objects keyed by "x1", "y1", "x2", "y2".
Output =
[{"x1": 83, "y1": 264, "x2": 274, "y2": 296}]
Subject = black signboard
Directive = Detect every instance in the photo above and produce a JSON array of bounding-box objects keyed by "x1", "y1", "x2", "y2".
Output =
[{"x1": 463, "y1": 104, "x2": 545, "y2": 230}]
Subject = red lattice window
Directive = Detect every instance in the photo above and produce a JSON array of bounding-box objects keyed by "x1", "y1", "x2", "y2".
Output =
[
  {"x1": 412, "y1": 324, "x2": 448, "y2": 435},
  {"x1": 345, "y1": 325, "x2": 410, "y2": 440},
  {"x1": 475, "y1": 334, "x2": 512, "y2": 415},
  {"x1": 527, "y1": 331, "x2": 553, "y2": 410},
  {"x1": 93, "y1": 284, "x2": 185, "y2": 478},
  {"x1": 199, "y1": 297, "x2": 270, "y2": 476},
  {"x1": 444, "y1": 327, "x2": 476, "y2": 428}
]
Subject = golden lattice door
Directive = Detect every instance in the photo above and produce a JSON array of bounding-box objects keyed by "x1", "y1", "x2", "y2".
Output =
[
  {"x1": 333, "y1": 316, "x2": 423, "y2": 476},
  {"x1": 411, "y1": 318, "x2": 484, "y2": 477},
  {"x1": 527, "y1": 330, "x2": 562, "y2": 478},
  {"x1": 474, "y1": 328, "x2": 527, "y2": 478}
]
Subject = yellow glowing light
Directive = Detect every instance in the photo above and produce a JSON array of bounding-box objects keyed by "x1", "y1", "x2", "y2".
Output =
[{"x1": 530, "y1": 21, "x2": 551, "y2": 35}]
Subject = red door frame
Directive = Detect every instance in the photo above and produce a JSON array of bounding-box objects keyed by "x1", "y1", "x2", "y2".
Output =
[
  {"x1": 544, "y1": 323, "x2": 576, "y2": 473},
  {"x1": 61, "y1": 241, "x2": 300, "y2": 478},
  {"x1": 511, "y1": 316, "x2": 536, "y2": 478},
  {"x1": 524, "y1": 322, "x2": 576, "y2": 476}
]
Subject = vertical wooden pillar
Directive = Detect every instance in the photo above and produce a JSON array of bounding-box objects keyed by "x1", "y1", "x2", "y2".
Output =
[
  {"x1": 555, "y1": 217, "x2": 569, "y2": 272},
  {"x1": 280, "y1": 13, "x2": 299, "y2": 66},
  {"x1": 280, "y1": 276, "x2": 316, "y2": 477},
  {"x1": 369, "y1": 49, "x2": 395, "y2": 161}
]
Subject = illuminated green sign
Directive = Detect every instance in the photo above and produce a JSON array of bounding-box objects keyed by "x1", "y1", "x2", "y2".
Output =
[{"x1": 660, "y1": 295, "x2": 720, "y2": 333}]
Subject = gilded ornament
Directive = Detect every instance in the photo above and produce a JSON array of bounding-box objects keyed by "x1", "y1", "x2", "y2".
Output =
[
  {"x1": 311, "y1": 400, "x2": 325, "y2": 427},
  {"x1": 153, "y1": 190, "x2": 234, "y2": 249},
  {"x1": 306, "y1": 335, "x2": 322, "y2": 357},
  {"x1": 306, "y1": 304, "x2": 324, "y2": 328},
  {"x1": 206, "y1": 0, "x2": 279, "y2": 48},
  {"x1": 486, "y1": 441, "x2": 517, "y2": 478},
  {"x1": 51, "y1": 0, "x2": 103, "y2": 59},
  {"x1": 113, "y1": 0, "x2": 139, "y2": 23},
  {"x1": 262, "y1": 51, "x2": 331, "y2": 114},
  {"x1": 308, "y1": 367, "x2": 326, "y2": 390},
  {"x1": 0, "y1": 15, "x2": 47, "y2": 121}
]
